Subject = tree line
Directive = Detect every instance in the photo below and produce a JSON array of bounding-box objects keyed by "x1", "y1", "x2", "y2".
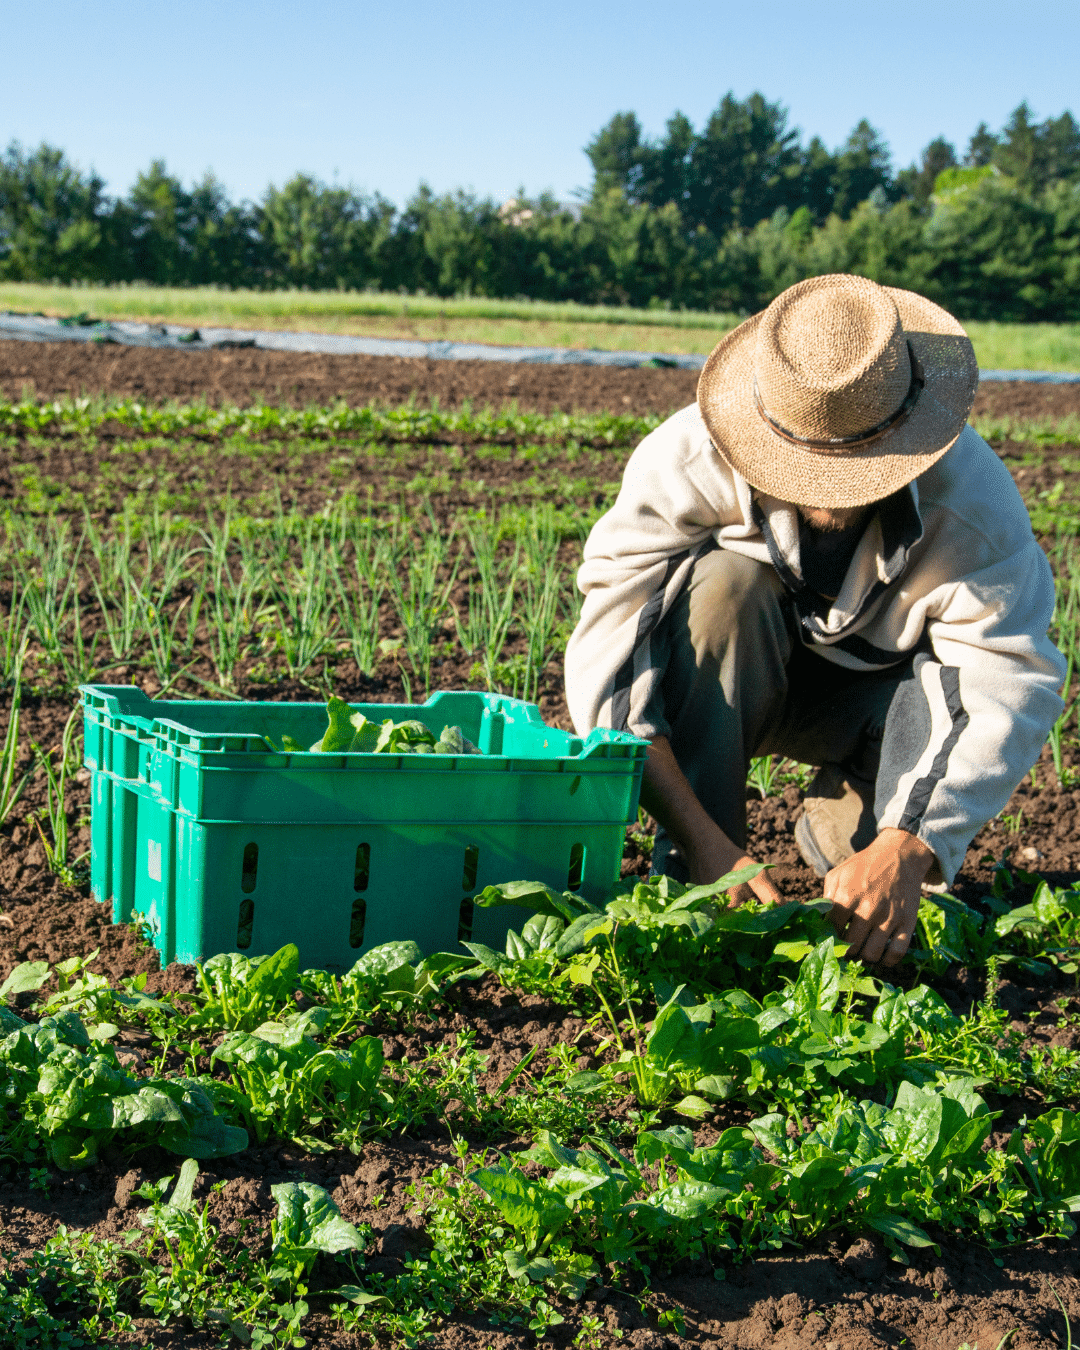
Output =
[{"x1": 1, "y1": 97, "x2": 1079, "y2": 321}]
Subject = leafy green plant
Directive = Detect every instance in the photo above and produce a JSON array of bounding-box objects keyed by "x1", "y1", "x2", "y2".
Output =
[
  {"x1": 299, "y1": 939, "x2": 471, "y2": 1038},
  {"x1": 8, "y1": 1160, "x2": 368, "y2": 1348},
  {"x1": 272, "y1": 694, "x2": 481, "y2": 756},
  {"x1": 911, "y1": 891, "x2": 998, "y2": 976},
  {"x1": 746, "y1": 754, "x2": 814, "y2": 798},
  {"x1": 193, "y1": 942, "x2": 303, "y2": 1031},
  {"x1": 194, "y1": 940, "x2": 468, "y2": 1042},
  {"x1": 0, "y1": 1007, "x2": 246, "y2": 1169},
  {"x1": 0, "y1": 1225, "x2": 137, "y2": 1346},
  {"x1": 210, "y1": 1014, "x2": 386, "y2": 1149},
  {"x1": 270, "y1": 1179, "x2": 365, "y2": 1282},
  {"x1": 993, "y1": 879, "x2": 1080, "y2": 977},
  {"x1": 34, "y1": 959, "x2": 176, "y2": 1043},
  {"x1": 0, "y1": 957, "x2": 51, "y2": 1006},
  {"x1": 466, "y1": 870, "x2": 835, "y2": 1028}
]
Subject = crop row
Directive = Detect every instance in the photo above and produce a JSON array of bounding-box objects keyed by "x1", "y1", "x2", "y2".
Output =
[
  {"x1": 2, "y1": 394, "x2": 1078, "y2": 450},
  {"x1": 0, "y1": 395, "x2": 664, "y2": 447},
  {"x1": 1, "y1": 504, "x2": 1078, "y2": 901},
  {"x1": 3, "y1": 865, "x2": 1080, "y2": 1344},
  {"x1": 0, "y1": 499, "x2": 584, "y2": 706}
]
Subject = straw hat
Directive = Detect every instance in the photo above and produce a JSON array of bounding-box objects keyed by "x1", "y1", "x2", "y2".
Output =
[{"x1": 697, "y1": 274, "x2": 978, "y2": 509}]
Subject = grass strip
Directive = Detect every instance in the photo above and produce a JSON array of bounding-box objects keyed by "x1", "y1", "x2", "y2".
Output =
[{"x1": 4, "y1": 282, "x2": 1080, "y2": 369}]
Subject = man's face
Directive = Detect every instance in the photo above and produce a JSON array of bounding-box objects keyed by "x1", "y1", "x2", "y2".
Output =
[{"x1": 797, "y1": 504, "x2": 872, "y2": 533}]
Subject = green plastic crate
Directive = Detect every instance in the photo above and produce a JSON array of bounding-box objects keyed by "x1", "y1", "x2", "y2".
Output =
[{"x1": 79, "y1": 685, "x2": 647, "y2": 972}]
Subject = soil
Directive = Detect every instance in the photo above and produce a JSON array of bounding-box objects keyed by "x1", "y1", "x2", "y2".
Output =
[
  {"x1": 2, "y1": 347, "x2": 1080, "y2": 1348},
  {"x1": 0, "y1": 338, "x2": 697, "y2": 416},
  {"x1": 2, "y1": 335, "x2": 1079, "y2": 417}
]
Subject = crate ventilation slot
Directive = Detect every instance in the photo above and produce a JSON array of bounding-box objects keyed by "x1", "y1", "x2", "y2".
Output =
[
  {"x1": 354, "y1": 843, "x2": 370, "y2": 892},
  {"x1": 237, "y1": 898, "x2": 254, "y2": 950},
  {"x1": 241, "y1": 842, "x2": 258, "y2": 894},
  {"x1": 349, "y1": 898, "x2": 366, "y2": 949},
  {"x1": 567, "y1": 842, "x2": 585, "y2": 891},
  {"x1": 462, "y1": 845, "x2": 479, "y2": 891}
]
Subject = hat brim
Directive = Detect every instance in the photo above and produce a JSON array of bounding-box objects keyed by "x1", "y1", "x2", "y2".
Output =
[{"x1": 696, "y1": 286, "x2": 979, "y2": 509}]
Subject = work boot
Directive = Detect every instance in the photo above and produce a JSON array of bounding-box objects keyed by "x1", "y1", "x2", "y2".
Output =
[{"x1": 795, "y1": 762, "x2": 877, "y2": 878}]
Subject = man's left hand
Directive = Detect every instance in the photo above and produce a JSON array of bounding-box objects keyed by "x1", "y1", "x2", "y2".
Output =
[{"x1": 823, "y1": 828, "x2": 936, "y2": 966}]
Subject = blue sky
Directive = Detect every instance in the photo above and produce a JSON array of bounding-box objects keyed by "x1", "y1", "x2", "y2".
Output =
[{"x1": 3, "y1": 0, "x2": 1078, "y2": 207}]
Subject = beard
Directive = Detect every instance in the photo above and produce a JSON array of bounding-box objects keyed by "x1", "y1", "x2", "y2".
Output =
[{"x1": 796, "y1": 503, "x2": 872, "y2": 533}]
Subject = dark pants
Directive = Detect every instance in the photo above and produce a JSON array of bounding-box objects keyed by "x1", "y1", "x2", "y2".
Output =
[{"x1": 648, "y1": 547, "x2": 923, "y2": 880}]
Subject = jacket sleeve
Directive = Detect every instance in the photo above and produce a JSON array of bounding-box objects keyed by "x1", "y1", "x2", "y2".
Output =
[
  {"x1": 564, "y1": 408, "x2": 740, "y2": 737},
  {"x1": 875, "y1": 537, "x2": 1065, "y2": 884}
]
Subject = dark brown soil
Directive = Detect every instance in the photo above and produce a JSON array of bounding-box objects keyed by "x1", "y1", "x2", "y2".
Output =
[
  {"x1": 0, "y1": 416, "x2": 628, "y2": 520},
  {"x1": 2, "y1": 354, "x2": 1080, "y2": 1347},
  {"x1": 973, "y1": 380, "x2": 1080, "y2": 421},
  {"x1": 3, "y1": 336, "x2": 1079, "y2": 418},
  {"x1": 0, "y1": 338, "x2": 698, "y2": 415}
]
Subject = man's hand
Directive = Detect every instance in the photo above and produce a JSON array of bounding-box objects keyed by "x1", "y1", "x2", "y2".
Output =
[
  {"x1": 824, "y1": 828, "x2": 935, "y2": 966},
  {"x1": 641, "y1": 736, "x2": 781, "y2": 906},
  {"x1": 681, "y1": 829, "x2": 782, "y2": 907}
]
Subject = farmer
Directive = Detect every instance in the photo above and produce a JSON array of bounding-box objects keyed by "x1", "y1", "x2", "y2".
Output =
[{"x1": 564, "y1": 274, "x2": 1065, "y2": 968}]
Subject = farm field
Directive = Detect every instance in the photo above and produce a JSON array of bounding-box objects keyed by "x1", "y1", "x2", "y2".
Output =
[
  {"x1": 4, "y1": 282, "x2": 1080, "y2": 371},
  {"x1": 2, "y1": 343, "x2": 1080, "y2": 1348}
]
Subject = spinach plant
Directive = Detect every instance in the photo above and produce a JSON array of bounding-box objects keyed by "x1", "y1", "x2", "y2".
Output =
[
  {"x1": 0, "y1": 1008, "x2": 246, "y2": 1170},
  {"x1": 274, "y1": 695, "x2": 480, "y2": 755},
  {"x1": 210, "y1": 1015, "x2": 386, "y2": 1150}
]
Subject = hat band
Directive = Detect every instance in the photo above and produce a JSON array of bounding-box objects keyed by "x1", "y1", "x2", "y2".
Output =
[{"x1": 753, "y1": 342, "x2": 926, "y2": 454}]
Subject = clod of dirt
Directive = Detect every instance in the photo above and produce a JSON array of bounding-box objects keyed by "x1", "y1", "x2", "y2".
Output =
[{"x1": 838, "y1": 1236, "x2": 886, "y2": 1282}]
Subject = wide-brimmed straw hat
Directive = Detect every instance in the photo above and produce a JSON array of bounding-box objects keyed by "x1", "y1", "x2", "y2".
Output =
[{"x1": 697, "y1": 274, "x2": 979, "y2": 509}]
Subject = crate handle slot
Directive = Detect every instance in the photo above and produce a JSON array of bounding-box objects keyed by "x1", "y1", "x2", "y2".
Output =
[
  {"x1": 241, "y1": 842, "x2": 258, "y2": 894},
  {"x1": 349, "y1": 897, "x2": 366, "y2": 948},
  {"x1": 462, "y1": 845, "x2": 479, "y2": 891},
  {"x1": 237, "y1": 898, "x2": 254, "y2": 950},
  {"x1": 458, "y1": 896, "x2": 474, "y2": 944},
  {"x1": 354, "y1": 843, "x2": 370, "y2": 892},
  {"x1": 567, "y1": 842, "x2": 585, "y2": 891}
]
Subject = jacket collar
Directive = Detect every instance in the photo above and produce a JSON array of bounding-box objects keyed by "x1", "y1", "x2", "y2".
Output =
[{"x1": 750, "y1": 483, "x2": 924, "y2": 640}]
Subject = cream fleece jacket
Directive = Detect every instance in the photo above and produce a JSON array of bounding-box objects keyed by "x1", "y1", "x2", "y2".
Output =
[{"x1": 564, "y1": 402, "x2": 1066, "y2": 883}]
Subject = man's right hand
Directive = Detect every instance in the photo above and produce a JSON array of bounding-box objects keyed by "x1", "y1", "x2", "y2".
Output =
[{"x1": 640, "y1": 736, "x2": 781, "y2": 907}]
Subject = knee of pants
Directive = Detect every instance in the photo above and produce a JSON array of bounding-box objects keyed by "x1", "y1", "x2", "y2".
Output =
[{"x1": 685, "y1": 548, "x2": 790, "y2": 666}]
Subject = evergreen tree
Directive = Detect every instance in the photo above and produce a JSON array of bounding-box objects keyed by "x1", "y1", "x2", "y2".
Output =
[
  {"x1": 122, "y1": 160, "x2": 190, "y2": 284},
  {"x1": 994, "y1": 104, "x2": 1080, "y2": 191},
  {"x1": 965, "y1": 122, "x2": 998, "y2": 167},
  {"x1": 682, "y1": 92, "x2": 802, "y2": 234},
  {"x1": 797, "y1": 136, "x2": 839, "y2": 223},
  {"x1": 186, "y1": 174, "x2": 261, "y2": 288},
  {"x1": 897, "y1": 137, "x2": 958, "y2": 205},
  {"x1": 994, "y1": 102, "x2": 1042, "y2": 187},
  {"x1": 1039, "y1": 111, "x2": 1080, "y2": 186},
  {"x1": 258, "y1": 175, "x2": 392, "y2": 290},
  {"x1": 923, "y1": 176, "x2": 1055, "y2": 319},
  {"x1": 583, "y1": 112, "x2": 647, "y2": 200},
  {"x1": 0, "y1": 141, "x2": 109, "y2": 281},
  {"x1": 830, "y1": 120, "x2": 894, "y2": 218},
  {"x1": 636, "y1": 112, "x2": 694, "y2": 213}
]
